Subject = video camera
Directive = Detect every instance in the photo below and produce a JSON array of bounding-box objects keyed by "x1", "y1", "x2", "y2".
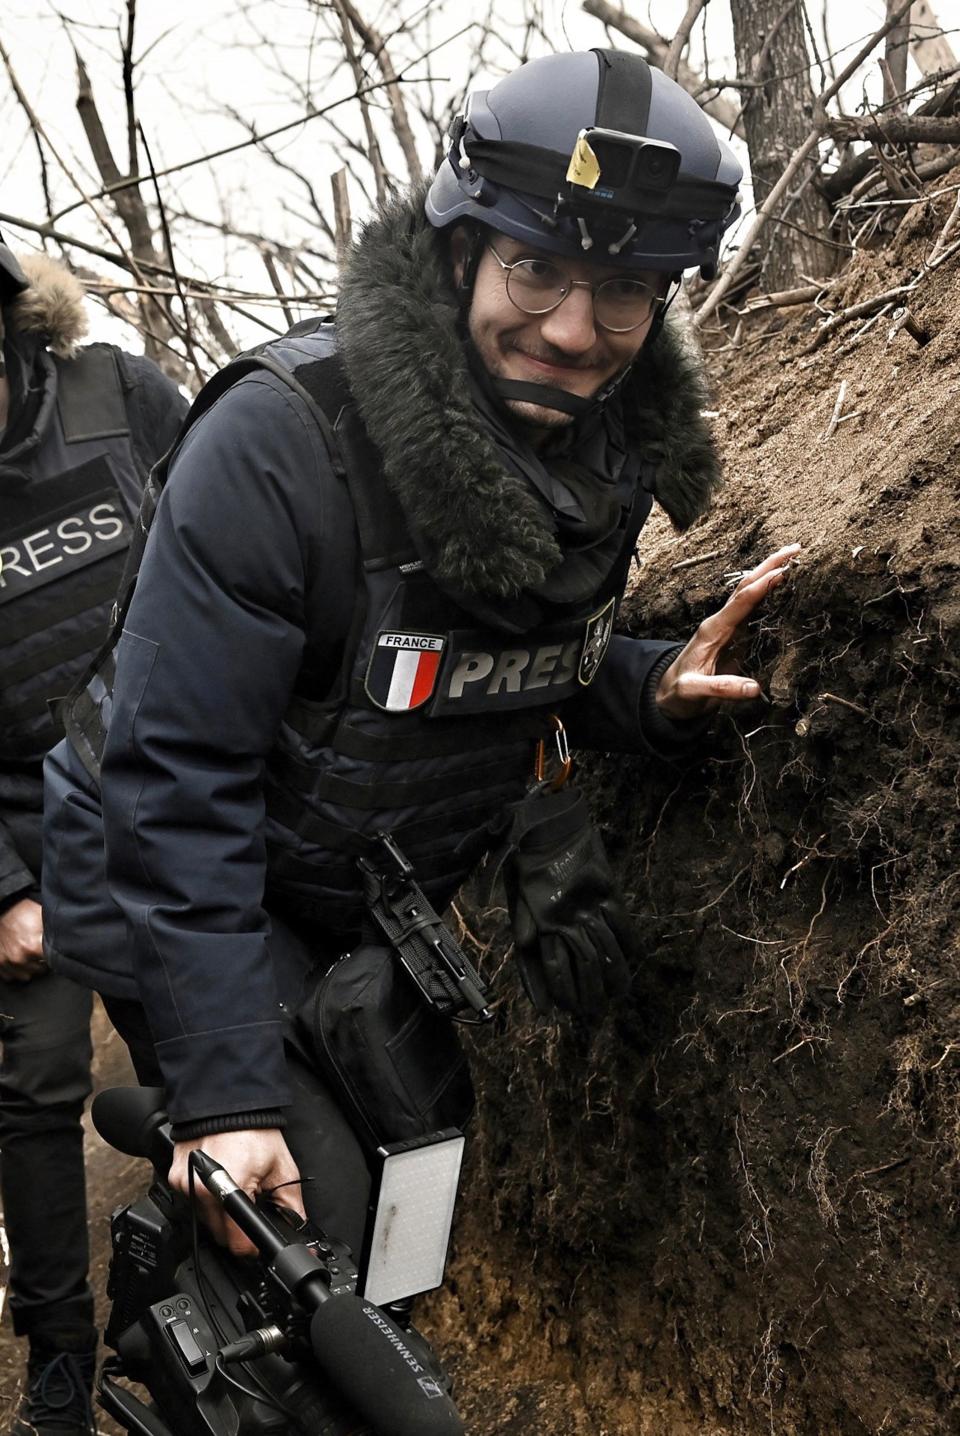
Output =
[{"x1": 92, "y1": 1086, "x2": 466, "y2": 1436}]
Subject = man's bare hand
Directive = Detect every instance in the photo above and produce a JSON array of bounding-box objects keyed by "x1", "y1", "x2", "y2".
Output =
[
  {"x1": 169, "y1": 1128, "x2": 306, "y2": 1258},
  {"x1": 0, "y1": 898, "x2": 46, "y2": 983},
  {"x1": 656, "y1": 544, "x2": 801, "y2": 721}
]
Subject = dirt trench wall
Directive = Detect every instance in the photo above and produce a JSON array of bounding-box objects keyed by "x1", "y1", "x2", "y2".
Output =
[{"x1": 429, "y1": 194, "x2": 960, "y2": 1435}]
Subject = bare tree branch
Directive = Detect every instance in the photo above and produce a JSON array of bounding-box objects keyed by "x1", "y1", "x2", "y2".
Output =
[
  {"x1": 884, "y1": 0, "x2": 910, "y2": 102},
  {"x1": 0, "y1": 30, "x2": 147, "y2": 300},
  {"x1": 0, "y1": 210, "x2": 328, "y2": 307},
  {"x1": 332, "y1": 168, "x2": 353, "y2": 263},
  {"x1": 332, "y1": 0, "x2": 389, "y2": 206},
  {"x1": 262, "y1": 250, "x2": 295, "y2": 329},
  {"x1": 138, "y1": 122, "x2": 204, "y2": 384},
  {"x1": 50, "y1": 45, "x2": 446, "y2": 225},
  {"x1": 910, "y1": 1, "x2": 958, "y2": 74},
  {"x1": 581, "y1": 0, "x2": 744, "y2": 135},
  {"x1": 122, "y1": 1, "x2": 139, "y2": 177},
  {"x1": 332, "y1": 0, "x2": 424, "y2": 184},
  {"x1": 663, "y1": 0, "x2": 710, "y2": 83}
]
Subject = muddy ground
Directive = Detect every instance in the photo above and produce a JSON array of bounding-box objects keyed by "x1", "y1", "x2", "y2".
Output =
[{"x1": 1, "y1": 177, "x2": 958, "y2": 1434}]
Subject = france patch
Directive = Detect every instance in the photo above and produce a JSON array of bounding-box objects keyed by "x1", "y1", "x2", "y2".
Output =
[{"x1": 365, "y1": 631, "x2": 446, "y2": 711}]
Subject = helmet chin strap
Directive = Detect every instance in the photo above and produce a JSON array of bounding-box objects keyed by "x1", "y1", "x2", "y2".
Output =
[{"x1": 489, "y1": 378, "x2": 594, "y2": 416}]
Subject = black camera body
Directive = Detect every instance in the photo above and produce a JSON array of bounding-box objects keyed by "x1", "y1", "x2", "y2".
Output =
[
  {"x1": 102, "y1": 1177, "x2": 370, "y2": 1435},
  {"x1": 92, "y1": 1071, "x2": 466, "y2": 1436}
]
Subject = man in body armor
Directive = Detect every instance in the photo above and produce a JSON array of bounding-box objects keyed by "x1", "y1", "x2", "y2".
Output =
[
  {"x1": 0, "y1": 235, "x2": 187, "y2": 1435},
  {"x1": 43, "y1": 54, "x2": 795, "y2": 1285}
]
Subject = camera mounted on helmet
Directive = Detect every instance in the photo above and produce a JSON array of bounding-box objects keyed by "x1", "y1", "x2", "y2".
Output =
[{"x1": 556, "y1": 127, "x2": 682, "y2": 255}]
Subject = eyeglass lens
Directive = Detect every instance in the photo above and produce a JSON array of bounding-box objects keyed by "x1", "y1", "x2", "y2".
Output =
[{"x1": 506, "y1": 258, "x2": 656, "y2": 332}]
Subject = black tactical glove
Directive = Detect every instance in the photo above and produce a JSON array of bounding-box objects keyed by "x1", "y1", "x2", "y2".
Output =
[{"x1": 502, "y1": 784, "x2": 637, "y2": 1019}]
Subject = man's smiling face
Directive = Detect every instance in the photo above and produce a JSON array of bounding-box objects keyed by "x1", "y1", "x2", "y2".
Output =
[{"x1": 453, "y1": 230, "x2": 665, "y2": 442}]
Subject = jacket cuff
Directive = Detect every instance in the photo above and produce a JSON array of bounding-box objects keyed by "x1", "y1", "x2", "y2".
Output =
[
  {"x1": 0, "y1": 880, "x2": 40, "y2": 915},
  {"x1": 640, "y1": 645, "x2": 713, "y2": 754},
  {"x1": 170, "y1": 1109, "x2": 287, "y2": 1142}
]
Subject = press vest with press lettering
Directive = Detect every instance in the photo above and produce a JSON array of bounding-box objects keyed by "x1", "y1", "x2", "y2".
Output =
[
  {"x1": 66, "y1": 329, "x2": 653, "y2": 935},
  {"x1": 1, "y1": 346, "x2": 143, "y2": 760}
]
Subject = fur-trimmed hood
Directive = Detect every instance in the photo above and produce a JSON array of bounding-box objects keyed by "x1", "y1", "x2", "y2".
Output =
[
  {"x1": 337, "y1": 187, "x2": 720, "y2": 600},
  {"x1": 4, "y1": 253, "x2": 88, "y2": 360}
]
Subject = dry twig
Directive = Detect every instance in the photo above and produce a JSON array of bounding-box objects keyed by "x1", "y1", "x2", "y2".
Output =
[{"x1": 821, "y1": 379, "x2": 848, "y2": 440}]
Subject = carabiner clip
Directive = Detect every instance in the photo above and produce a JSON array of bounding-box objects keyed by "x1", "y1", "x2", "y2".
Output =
[{"x1": 533, "y1": 715, "x2": 573, "y2": 792}]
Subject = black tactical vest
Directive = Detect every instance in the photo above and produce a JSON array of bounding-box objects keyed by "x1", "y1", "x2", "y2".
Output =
[
  {"x1": 65, "y1": 327, "x2": 653, "y2": 936},
  {"x1": 1, "y1": 347, "x2": 144, "y2": 760}
]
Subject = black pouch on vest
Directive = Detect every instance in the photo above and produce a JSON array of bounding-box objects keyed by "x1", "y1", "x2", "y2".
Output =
[{"x1": 295, "y1": 943, "x2": 475, "y2": 1153}]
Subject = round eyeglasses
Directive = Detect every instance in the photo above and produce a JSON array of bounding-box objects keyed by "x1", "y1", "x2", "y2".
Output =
[{"x1": 486, "y1": 243, "x2": 664, "y2": 333}]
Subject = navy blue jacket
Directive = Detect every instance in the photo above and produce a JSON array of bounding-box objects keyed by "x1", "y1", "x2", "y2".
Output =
[{"x1": 46, "y1": 367, "x2": 687, "y2": 1126}]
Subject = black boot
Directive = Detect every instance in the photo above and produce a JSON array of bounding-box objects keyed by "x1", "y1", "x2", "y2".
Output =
[{"x1": 10, "y1": 1333, "x2": 97, "y2": 1436}]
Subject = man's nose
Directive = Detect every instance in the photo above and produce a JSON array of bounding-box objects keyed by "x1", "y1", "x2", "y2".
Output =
[{"x1": 537, "y1": 284, "x2": 597, "y2": 354}]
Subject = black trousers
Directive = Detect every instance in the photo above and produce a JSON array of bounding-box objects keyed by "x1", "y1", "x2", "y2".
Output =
[
  {"x1": 0, "y1": 971, "x2": 94, "y2": 1339},
  {"x1": 101, "y1": 995, "x2": 374, "y2": 1260}
]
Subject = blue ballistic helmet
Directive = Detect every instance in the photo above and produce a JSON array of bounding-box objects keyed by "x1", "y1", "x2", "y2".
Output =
[
  {"x1": 426, "y1": 49, "x2": 742, "y2": 279},
  {"x1": 0, "y1": 227, "x2": 29, "y2": 305}
]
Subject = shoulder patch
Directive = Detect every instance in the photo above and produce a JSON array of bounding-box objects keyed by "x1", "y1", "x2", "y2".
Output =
[
  {"x1": 365, "y1": 631, "x2": 446, "y2": 711},
  {"x1": 578, "y1": 597, "x2": 615, "y2": 686}
]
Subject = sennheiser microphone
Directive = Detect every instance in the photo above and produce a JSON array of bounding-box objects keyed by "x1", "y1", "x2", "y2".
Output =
[{"x1": 310, "y1": 1297, "x2": 464, "y2": 1436}]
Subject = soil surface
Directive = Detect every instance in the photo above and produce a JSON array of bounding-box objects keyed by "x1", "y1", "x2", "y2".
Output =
[
  {"x1": 432, "y1": 170, "x2": 960, "y2": 1434},
  {"x1": 2, "y1": 174, "x2": 958, "y2": 1436}
]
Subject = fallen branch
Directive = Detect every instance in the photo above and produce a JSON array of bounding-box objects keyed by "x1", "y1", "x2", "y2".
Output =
[
  {"x1": 670, "y1": 549, "x2": 721, "y2": 572},
  {"x1": 818, "y1": 691, "x2": 871, "y2": 717},
  {"x1": 887, "y1": 305, "x2": 931, "y2": 345},
  {"x1": 744, "y1": 281, "x2": 831, "y2": 310},
  {"x1": 929, "y1": 187, "x2": 960, "y2": 260},
  {"x1": 826, "y1": 113, "x2": 960, "y2": 144}
]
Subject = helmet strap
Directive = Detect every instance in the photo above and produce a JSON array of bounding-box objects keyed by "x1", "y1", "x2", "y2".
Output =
[
  {"x1": 454, "y1": 224, "x2": 486, "y2": 307},
  {"x1": 489, "y1": 378, "x2": 594, "y2": 417},
  {"x1": 644, "y1": 274, "x2": 681, "y2": 347}
]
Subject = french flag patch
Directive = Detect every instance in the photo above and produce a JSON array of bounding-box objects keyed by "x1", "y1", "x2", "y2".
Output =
[{"x1": 365, "y1": 632, "x2": 446, "y2": 712}]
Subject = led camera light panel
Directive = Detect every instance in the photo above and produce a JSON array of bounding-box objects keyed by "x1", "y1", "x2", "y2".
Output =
[{"x1": 361, "y1": 1133, "x2": 465, "y2": 1307}]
